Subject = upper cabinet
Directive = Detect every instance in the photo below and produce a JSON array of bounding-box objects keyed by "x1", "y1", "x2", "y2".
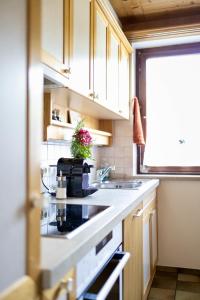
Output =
[
  {"x1": 107, "y1": 25, "x2": 120, "y2": 111},
  {"x1": 41, "y1": 0, "x2": 132, "y2": 120},
  {"x1": 93, "y1": 0, "x2": 131, "y2": 118},
  {"x1": 119, "y1": 42, "x2": 130, "y2": 119},
  {"x1": 69, "y1": 0, "x2": 92, "y2": 97},
  {"x1": 41, "y1": 0, "x2": 70, "y2": 77},
  {"x1": 93, "y1": 1, "x2": 109, "y2": 105}
]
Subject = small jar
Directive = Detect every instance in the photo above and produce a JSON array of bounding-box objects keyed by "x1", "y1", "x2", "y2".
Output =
[{"x1": 56, "y1": 171, "x2": 67, "y2": 199}]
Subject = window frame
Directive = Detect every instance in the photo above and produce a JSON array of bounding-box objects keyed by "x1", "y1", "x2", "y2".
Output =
[{"x1": 136, "y1": 42, "x2": 200, "y2": 175}]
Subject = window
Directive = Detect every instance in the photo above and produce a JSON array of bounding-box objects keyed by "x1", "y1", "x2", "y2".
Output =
[{"x1": 136, "y1": 43, "x2": 200, "y2": 174}]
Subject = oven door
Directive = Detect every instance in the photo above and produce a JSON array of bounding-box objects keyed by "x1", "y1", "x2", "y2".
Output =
[{"x1": 80, "y1": 251, "x2": 130, "y2": 300}]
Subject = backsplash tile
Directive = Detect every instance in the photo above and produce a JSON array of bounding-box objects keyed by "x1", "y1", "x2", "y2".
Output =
[
  {"x1": 40, "y1": 117, "x2": 135, "y2": 188},
  {"x1": 99, "y1": 119, "x2": 135, "y2": 178}
]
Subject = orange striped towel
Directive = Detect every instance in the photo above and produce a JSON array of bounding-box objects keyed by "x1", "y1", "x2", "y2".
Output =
[{"x1": 133, "y1": 97, "x2": 145, "y2": 145}]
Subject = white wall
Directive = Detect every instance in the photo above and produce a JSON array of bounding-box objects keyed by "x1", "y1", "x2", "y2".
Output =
[{"x1": 157, "y1": 179, "x2": 200, "y2": 269}]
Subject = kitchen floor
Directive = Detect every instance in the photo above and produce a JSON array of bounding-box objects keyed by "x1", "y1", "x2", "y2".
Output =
[{"x1": 148, "y1": 266, "x2": 200, "y2": 300}]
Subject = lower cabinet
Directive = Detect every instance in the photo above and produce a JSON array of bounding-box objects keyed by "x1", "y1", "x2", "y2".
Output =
[
  {"x1": 123, "y1": 202, "x2": 143, "y2": 300},
  {"x1": 123, "y1": 190, "x2": 158, "y2": 300},
  {"x1": 0, "y1": 276, "x2": 38, "y2": 300},
  {"x1": 42, "y1": 269, "x2": 75, "y2": 300},
  {"x1": 143, "y1": 192, "x2": 158, "y2": 299}
]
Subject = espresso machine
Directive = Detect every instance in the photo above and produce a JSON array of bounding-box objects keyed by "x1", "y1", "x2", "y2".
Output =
[{"x1": 57, "y1": 158, "x2": 98, "y2": 198}]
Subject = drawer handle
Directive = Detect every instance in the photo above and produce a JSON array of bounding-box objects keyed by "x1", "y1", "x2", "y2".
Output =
[
  {"x1": 84, "y1": 251, "x2": 130, "y2": 300},
  {"x1": 88, "y1": 92, "x2": 94, "y2": 98}
]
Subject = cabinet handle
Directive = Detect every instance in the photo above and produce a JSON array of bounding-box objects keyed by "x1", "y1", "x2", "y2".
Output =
[
  {"x1": 132, "y1": 208, "x2": 143, "y2": 218},
  {"x1": 54, "y1": 277, "x2": 73, "y2": 300},
  {"x1": 88, "y1": 92, "x2": 94, "y2": 98},
  {"x1": 63, "y1": 67, "x2": 71, "y2": 74},
  {"x1": 95, "y1": 93, "x2": 99, "y2": 99},
  {"x1": 119, "y1": 110, "x2": 122, "y2": 113},
  {"x1": 30, "y1": 193, "x2": 48, "y2": 209}
]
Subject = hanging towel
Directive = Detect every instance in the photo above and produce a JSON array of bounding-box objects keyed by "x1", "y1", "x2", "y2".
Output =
[{"x1": 133, "y1": 97, "x2": 145, "y2": 145}]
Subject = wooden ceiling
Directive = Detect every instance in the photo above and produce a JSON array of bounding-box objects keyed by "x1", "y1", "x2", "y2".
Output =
[
  {"x1": 109, "y1": 0, "x2": 200, "y2": 20},
  {"x1": 109, "y1": 0, "x2": 200, "y2": 41}
]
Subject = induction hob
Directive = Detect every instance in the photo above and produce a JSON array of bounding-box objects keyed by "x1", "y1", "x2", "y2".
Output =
[{"x1": 41, "y1": 204, "x2": 111, "y2": 239}]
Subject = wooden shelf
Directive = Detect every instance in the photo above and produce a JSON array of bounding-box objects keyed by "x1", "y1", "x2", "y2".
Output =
[{"x1": 43, "y1": 92, "x2": 113, "y2": 146}]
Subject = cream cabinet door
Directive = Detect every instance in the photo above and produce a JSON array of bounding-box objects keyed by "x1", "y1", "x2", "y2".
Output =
[
  {"x1": 119, "y1": 43, "x2": 130, "y2": 119},
  {"x1": 142, "y1": 193, "x2": 157, "y2": 299},
  {"x1": 143, "y1": 213, "x2": 151, "y2": 295},
  {"x1": 93, "y1": 1, "x2": 108, "y2": 105},
  {"x1": 107, "y1": 26, "x2": 120, "y2": 111},
  {"x1": 150, "y1": 209, "x2": 158, "y2": 271},
  {"x1": 41, "y1": 0, "x2": 70, "y2": 77},
  {"x1": 70, "y1": 0, "x2": 92, "y2": 97},
  {"x1": 124, "y1": 203, "x2": 143, "y2": 300}
]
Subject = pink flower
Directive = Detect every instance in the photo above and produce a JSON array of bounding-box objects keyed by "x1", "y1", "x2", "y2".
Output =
[{"x1": 74, "y1": 129, "x2": 92, "y2": 146}]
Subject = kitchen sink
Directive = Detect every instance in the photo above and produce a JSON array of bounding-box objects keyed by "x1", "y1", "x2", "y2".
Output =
[{"x1": 92, "y1": 180, "x2": 145, "y2": 190}]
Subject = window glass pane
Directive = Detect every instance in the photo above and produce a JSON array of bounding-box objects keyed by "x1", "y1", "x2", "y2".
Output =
[{"x1": 144, "y1": 54, "x2": 200, "y2": 166}]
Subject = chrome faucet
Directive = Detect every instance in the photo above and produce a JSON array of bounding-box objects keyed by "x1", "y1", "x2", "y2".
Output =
[{"x1": 96, "y1": 166, "x2": 115, "y2": 182}]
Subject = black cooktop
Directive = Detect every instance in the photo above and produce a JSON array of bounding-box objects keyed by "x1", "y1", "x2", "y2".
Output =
[{"x1": 41, "y1": 204, "x2": 109, "y2": 238}]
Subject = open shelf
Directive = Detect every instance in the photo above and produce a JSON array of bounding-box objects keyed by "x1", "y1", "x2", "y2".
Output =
[{"x1": 43, "y1": 91, "x2": 113, "y2": 146}]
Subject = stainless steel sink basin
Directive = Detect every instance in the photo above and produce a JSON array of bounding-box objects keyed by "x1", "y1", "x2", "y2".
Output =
[{"x1": 92, "y1": 180, "x2": 144, "y2": 190}]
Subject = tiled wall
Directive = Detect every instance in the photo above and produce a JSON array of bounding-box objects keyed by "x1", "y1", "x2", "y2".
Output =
[
  {"x1": 40, "y1": 119, "x2": 136, "y2": 190},
  {"x1": 98, "y1": 119, "x2": 137, "y2": 178},
  {"x1": 40, "y1": 142, "x2": 100, "y2": 192}
]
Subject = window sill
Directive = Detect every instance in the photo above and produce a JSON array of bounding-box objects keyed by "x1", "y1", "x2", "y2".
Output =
[{"x1": 135, "y1": 174, "x2": 200, "y2": 180}]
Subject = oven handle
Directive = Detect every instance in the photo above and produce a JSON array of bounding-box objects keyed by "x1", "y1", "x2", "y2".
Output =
[{"x1": 84, "y1": 251, "x2": 130, "y2": 300}]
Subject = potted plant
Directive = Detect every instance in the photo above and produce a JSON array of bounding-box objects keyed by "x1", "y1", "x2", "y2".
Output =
[{"x1": 70, "y1": 120, "x2": 93, "y2": 159}]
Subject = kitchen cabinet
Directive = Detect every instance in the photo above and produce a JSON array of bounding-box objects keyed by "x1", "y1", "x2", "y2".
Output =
[
  {"x1": 143, "y1": 208, "x2": 151, "y2": 296},
  {"x1": 93, "y1": 0, "x2": 109, "y2": 106},
  {"x1": 143, "y1": 192, "x2": 158, "y2": 300},
  {"x1": 42, "y1": 0, "x2": 132, "y2": 120},
  {"x1": 41, "y1": 0, "x2": 70, "y2": 77},
  {"x1": 93, "y1": 0, "x2": 132, "y2": 117},
  {"x1": 107, "y1": 26, "x2": 120, "y2": 111},
  {"x1": 124, "y1": 203, "x2": 143, "y2": 300},
  {"x1": 42, "y1": 269, "x2": 75, "y2": 300},
  {"x1": 123, "y1": 189, "x2": 158, "y2": 300},
  {"x1": 119, "y1": 43, "x2": 130, "y2": 119},
  {"x1": 69, "y1": 0, "x2": 92, "y2": 97}
]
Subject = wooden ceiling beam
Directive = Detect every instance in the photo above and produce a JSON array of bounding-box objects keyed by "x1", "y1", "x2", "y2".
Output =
[{"x1": 121, "y1": 9, "x2": 200, "y2": 41}]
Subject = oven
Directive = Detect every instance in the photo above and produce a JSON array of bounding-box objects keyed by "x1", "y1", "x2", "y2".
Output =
[{"x1": 76, "y1": 222, "x2": 130, "y2": 300}]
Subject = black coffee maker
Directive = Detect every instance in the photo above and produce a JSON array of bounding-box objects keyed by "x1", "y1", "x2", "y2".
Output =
[{"x1": 57, "y1": 158, "x2": 98, "y2": 197}]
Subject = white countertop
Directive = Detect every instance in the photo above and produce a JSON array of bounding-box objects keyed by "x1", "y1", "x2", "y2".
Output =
[{"x1": 41, "y1": 179, "x2": 159, "y2": 288}]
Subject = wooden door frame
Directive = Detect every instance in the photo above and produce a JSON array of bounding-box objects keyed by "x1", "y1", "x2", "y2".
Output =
[{"x1": 27, "y1": 0, "x2": 43, "y2": 287}]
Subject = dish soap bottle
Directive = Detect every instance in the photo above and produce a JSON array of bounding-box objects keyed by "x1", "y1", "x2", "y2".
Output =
[{"x1": 56, "y1": 170, "x2": 67, "y2": 199}]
